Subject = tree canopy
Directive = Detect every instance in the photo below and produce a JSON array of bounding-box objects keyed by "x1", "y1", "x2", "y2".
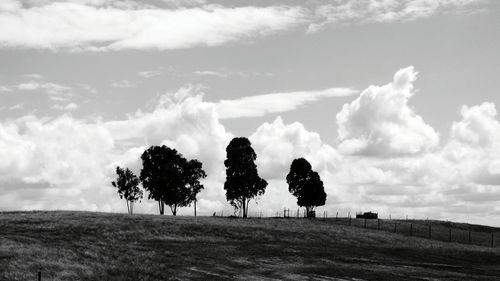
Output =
[
  {"x1": 111, "y1": 166, "x2": 143, "y2": 214},
  {"x1": 224, "y1": 137, "x2": 267, "y2": 218},
  {"x1": 140, "y1": 145, "x2": 206, "y2": 215},
  {"x1": 286, "y1": 158, "x2": 326, "y2": 218}
]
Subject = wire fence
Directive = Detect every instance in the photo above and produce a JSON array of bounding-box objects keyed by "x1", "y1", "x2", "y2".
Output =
[{"x1": 213, "y1": 208, "x2": 500, "y2": 248}]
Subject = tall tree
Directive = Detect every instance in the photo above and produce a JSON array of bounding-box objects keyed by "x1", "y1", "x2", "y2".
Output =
[
  {"x1": 140, "y1": 145, "x2": 206, "y2": 216},
  {"x1": 111, "y1": 166, "x2": 143, "y2": 215},
  {"x1": 224, "y1": 137, "x2": 267, "y2": 218},
  {"x1": 185, "y1": 159, "x2": 206, "y2": 216},
  {"x1": 286, "y1": 158, "x2": 326, "y2": 218}
]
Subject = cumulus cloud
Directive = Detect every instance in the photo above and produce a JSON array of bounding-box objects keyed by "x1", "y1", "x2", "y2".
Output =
[
  {"x1": 0, "y1": 86, "x2": 233, "y2": 213},
  {"x1": 0, "y1": 1, "x2": 306, "y2": 51},
  {"x1": 250, "y1": 116, "x2": 340, "y2": 180},
  {"x1": 216, "y1": 87, "x2": 357, "y2": 119},
  {"x1": 1, "y1": 67, "x2": 500, "y2": 225},
  {"x1": 308, "y1": 0, "x2": 485, "y2": 33},
  {"x1": 443, "y1": 102, "x2": 500, "y2": 186},
  {"x1": 336, "y1": 66, "x2": 439, "y2": 157}
]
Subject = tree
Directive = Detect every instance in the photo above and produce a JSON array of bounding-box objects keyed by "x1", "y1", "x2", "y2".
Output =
[
  {"x1": 185, "y1": 159, "x2": 206, "y2": 216},
  {"x1": 224, "y1": 137, "x2": 267, "y2": 218},
  {"x1": 286, "y1": 158, "x2": 326, "y2": 218},
  {"x1": 140, "y1": 145, "x2": 206, "y2": 216},
  {"x1": 111, "y1": 166, "x2": 143, "y2": 215}
]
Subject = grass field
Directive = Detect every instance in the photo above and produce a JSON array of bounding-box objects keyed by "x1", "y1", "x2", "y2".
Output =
[{"x1": 1, "y1": 211, "x2": 500, "y2": 280}]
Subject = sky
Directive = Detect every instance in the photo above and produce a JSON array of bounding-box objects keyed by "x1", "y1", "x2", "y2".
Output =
[{"x1": 0, "y1": 0, "x2": 500, "y2": 226}]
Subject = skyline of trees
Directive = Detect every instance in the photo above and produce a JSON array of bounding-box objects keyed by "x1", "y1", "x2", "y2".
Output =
[{"x1": 112, "y1": 140, "x2": 327, "y2": 217}]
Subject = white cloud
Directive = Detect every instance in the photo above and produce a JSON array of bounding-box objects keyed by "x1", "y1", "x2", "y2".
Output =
[
  {"x1": 111, "y1": 80, "x2": 137, "y2": 88},
  {"x1": 0, "y1": 87, "x2": 232, "y2": 214},
  {"x1": 0, "y1": 85, "x2": 12, "y2": 92},
  {"x1": 193, "y1": 70, "x2": 230, "y2": 78},
  {"x1": 1, "y1": 68, "x2": 500, "y2": 225},
  {"x1": 23, "y1": 73, "x2": 43, "y2": 79},
  {"x1": 443, "y1": 102, "x2": 500, "y2": 186},
  {"x1": 308, "y1": 0, "x2": 485, "y2": 33},
  {"x1": 250, "y1": 116, "x2": 340, "y2": 180},
  {"x1": 17, "y1": 81, "x2": 74, "y2": 102},
  {"x1": 336, "y1": 66, "x2": 439, "y2": 157},
  {"x1": 52, "y1": 102, "x2": 79, "y2": 111},
  {"x1": 0, "y1": 1, "x2": 306, "y2": 51},
  {"x1": 8, "y1": 104, "x2": 24, "y2": 110},
  {"x1": 137, "y1": 70, "x2": 164, "y2": 78},
  {"x1": 215, "y1": 87, "x2": 357, "y2": 119}
]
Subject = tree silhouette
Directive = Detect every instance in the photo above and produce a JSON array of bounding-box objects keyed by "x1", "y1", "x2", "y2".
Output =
[
  {"x1": 286, "y1": 158, "x2": 326, "y2": 218},
  {"x1": 111, "y1": 166, "x2": 143, "y2": 215},
  {"x1": 140, "y1": 145, "x2": 206, "y2": 216},
  {"x1": 185, "y1": 159, "x2": 206, "y2": 216},
  {"x1": 224, "y1": 137, "x2": 267, "y2": 218}
]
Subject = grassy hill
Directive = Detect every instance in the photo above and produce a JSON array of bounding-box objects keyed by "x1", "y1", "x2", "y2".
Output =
[{"x1": 1, "y1": 211, "x2": 499, "y2": 280}]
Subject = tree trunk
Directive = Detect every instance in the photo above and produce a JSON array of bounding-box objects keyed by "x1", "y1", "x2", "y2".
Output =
[
  {"x1": 241, "y1": 197, "x2": 249, "y2": 218},
  {"x1": 306, "y1": 206, "x2": 315, "y2": 218},
  {"x1": 126, "y1": 200, "x2": 130, "y2": 215},
  {"x1": 159, "y1": 201, "x2": 165, "y2": 215},
  {"x1": 194, "y1": 197, "x2": 197, "y2": 217},
  {"x1": 170, "y1": 204, "x2": 177, "y2": 216},
  {"x1": 130, "y1": 201, "x2": 134, "y2": 215}
]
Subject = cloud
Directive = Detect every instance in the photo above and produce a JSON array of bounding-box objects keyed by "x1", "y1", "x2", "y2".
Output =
[
  {"x1": 336, "y1": 66, "x2": 439, "y2": 157},
  {"x1": 193, "y1": 70, "x2": 230, "y2": 78},
  {"x1": 8, "y1": 104, "x2": 24, "y2": 110},
  {"x1": 0, "y1": 87, "x2": 232, "y2": 214},
  {"x1": 137, "y1": 70, "x2": 164, "y2": 78},
  {"x1": 16, "y1": 81, "x2": 74, "y2": 102},
  {"x1": 0, "y1": 1, "x2": 306, "y2": 51},
  {"x1": 0, "y1": 85, "x2": 12, "y2": 92},
  {"x1": 215, "y1": 87, "x2": 357, "y2": 119},
  {"x1": 442, "y1": 102, "x2": 500, "y2": 186},
  {"x1": 250, "y1": 116, "x2": 340, "y2": 180},
  {"x1": 1, "y1": 68, "x2": 500, "y2": 226},
  {"x1": 308, "y1": 0, "x2": 486, "y2": 33},
  {"x1": 52, "y1": 102, "x2": 79, "y2": 111},
  {"x1": 111, "y1": 80, "x2": 137, "y2": 88},
  {"x1": 23, "y1": 73, "x2": 43, "y2": 79}
]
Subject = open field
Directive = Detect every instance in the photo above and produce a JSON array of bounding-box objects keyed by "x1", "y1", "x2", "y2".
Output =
[{"x1": 1, "y1": 211, "x2": 500, "y2": 280}]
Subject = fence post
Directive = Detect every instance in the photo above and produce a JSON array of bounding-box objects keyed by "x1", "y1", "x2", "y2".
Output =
[{"x1": 449, "y1": 228, "x2": 452, "y2": 242}]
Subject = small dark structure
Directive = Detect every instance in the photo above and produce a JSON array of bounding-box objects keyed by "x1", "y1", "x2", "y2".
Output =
[{"x1": 356, "y1": 211, "x2": 378, "y2": 219}]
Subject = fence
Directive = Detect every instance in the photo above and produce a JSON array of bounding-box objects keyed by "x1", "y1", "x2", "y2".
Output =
[{"x1": 213, "y1": 209, "x2": 499, "y2": 248}]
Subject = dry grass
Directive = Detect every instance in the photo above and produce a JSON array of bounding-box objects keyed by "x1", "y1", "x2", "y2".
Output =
[{"x1": 1, "y1": 211, "x2": 499, "y2": 280}]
